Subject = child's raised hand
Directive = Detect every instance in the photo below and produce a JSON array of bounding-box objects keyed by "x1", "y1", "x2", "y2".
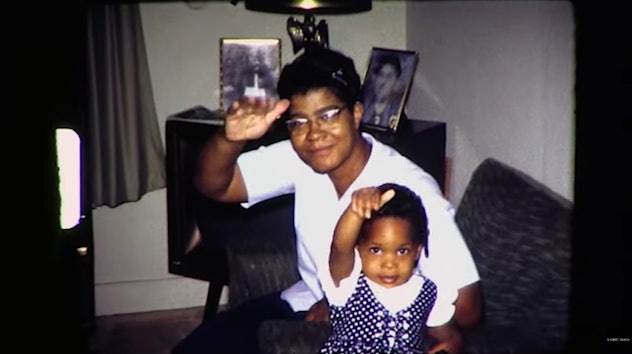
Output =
[{"x1": 349, "y1": 187, "x2": 395, "y2": 219}]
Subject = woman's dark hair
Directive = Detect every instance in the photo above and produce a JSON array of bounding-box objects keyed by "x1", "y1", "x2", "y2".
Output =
[
  {"x1": 277, "y1": 47, "x2": 362, "y2": 108},
  {"x1": 374, "y1": 54, "x2": 402, "y2": 77},
  {"x1": 359, "y1": 183, "x2": 430, "y2": 257}
]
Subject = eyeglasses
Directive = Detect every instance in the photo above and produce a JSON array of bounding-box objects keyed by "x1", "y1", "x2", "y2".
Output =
[{"x1": 285, "y1": 106, "x2": 348, "y2": 134}]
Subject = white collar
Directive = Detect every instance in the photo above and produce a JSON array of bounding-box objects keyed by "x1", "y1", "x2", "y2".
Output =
[{"x1": 365, "y1": 274, "x2": 425, "y2": 314}]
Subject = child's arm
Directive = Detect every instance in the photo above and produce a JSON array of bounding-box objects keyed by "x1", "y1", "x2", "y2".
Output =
[
  {"x1": 329, "y1": 188, "x2": 395, "y2": 286},
  {"x1": 427, "y1": 321, "x2": 463, "y2": 354},
  {"x1": 328, "y1": 203, "x2": 364, "y2": 286}
]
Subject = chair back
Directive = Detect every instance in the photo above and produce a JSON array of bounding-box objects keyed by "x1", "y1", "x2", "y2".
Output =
[{"x1": 455, "y1": 158, "x2": 572, "y2": 348}]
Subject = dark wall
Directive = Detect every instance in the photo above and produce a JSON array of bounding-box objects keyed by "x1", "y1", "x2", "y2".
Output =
[
  {"x1": 571, "y1": 1, "x2": 630, "y2": 353},
  {"x1": 35, "y1": 2, "x2": 91, "y2": 352}
]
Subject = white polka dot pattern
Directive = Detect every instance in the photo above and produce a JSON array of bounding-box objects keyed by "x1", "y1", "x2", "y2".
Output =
[{"x1": 319, "y1": 273, "x2": 437, "y2": 353}]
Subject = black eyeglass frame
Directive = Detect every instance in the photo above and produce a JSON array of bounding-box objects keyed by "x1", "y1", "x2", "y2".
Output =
[{"x1": 284, "y1": 105, "x2": 349, "y2": 133}]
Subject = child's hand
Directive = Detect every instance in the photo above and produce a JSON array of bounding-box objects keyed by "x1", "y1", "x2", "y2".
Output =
[{"x1": 349, "y1": 187, "x2": 395, "y2": 219}]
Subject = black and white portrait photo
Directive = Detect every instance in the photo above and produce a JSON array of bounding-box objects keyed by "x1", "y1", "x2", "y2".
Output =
[
  {"x1": 220, "y1": 38, "x2": 281, "y2": 111},
  {"x1": 361, "y1": 47, "x2": 418, "y2": 132}
]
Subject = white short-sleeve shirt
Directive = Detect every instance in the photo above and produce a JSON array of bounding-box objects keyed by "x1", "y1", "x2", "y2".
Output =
[{"x1": 238, "y1": 133, "x2": 480, "y2": 311}]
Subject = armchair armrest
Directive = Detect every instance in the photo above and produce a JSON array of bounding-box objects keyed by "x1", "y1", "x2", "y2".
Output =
[
  {"x1": 258, "y1": 320, "x2": 331, "y2": 354},
  {"x1": 225, "y1": 230, "x2": 300, "y2": 308}
]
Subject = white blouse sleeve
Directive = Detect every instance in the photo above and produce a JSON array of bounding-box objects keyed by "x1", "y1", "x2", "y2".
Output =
[
  {"x1": 237, "y1": 140, "x2": 297, "y2": 207},
  {"x1": 426, "y1": 280, "x2": 458, "y2": 327},
  {"x1": 319, "y1": 249, "x2": 363, "y2": 307}
]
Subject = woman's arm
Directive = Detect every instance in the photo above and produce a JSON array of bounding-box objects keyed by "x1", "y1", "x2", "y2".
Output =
[
  {"x1": 454, "y1": 282, "x2": 483, "y2": 328},
  {"x1": 194, "y1": 98, "x2": 289, "y2": 202}
]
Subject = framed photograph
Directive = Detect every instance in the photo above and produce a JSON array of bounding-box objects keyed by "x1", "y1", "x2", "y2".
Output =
[
  {"x1": 360, "y1": 47, "x2": 418, "y2": 133},
  {"x1": 220, "y1": 38, "x2": 281, "y2": 111}
]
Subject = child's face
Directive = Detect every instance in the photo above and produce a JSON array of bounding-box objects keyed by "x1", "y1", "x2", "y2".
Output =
[{"x1": 357, "y1": 216, "x2": 422, "y2": 288}]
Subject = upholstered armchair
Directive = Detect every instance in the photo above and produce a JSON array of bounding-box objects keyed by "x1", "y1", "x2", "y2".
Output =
[{"x1": 224, "y1": 158, "x2": 573, "y2": 354}]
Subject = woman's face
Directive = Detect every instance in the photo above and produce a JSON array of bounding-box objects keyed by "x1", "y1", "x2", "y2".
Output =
[
  {"x1": 357, "y1": 217, "x2": 422, "y2": 288},
  {"x1": 374, "y1": 63, "x2": 399, "y2": 101},
  {"x1": 287, "y1": 88, "x2": 364, "y2": 177}
]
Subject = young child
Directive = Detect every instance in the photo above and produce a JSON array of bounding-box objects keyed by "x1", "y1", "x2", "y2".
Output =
[{"x1": 319, "y1": 183, "x2": 463, "y2": 354}]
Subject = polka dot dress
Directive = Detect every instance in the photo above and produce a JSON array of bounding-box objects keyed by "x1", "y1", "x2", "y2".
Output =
[{"x1": 319, "y1": 273, "x2": 437, "y2": 354}]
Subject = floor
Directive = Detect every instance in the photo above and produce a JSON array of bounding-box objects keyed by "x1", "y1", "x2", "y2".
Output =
[{"x1": 88, "y1": 306, "x2": 205, "y2": 354}]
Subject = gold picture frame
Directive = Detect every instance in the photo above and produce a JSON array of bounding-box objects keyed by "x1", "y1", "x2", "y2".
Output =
[
  {"x1": 219, "y1": 38, "x2": 282, "y2": 111},
  {"x1": 360, "y1": 47, "x2": 418, "y2": 133}
]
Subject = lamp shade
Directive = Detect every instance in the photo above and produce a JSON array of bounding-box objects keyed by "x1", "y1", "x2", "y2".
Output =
[{"x1": 243, "y1": 0, "x2": 372, "y2": 15}]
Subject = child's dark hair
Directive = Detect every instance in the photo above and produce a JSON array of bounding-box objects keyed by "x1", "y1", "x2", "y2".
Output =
[
  {"x1": 359, "y1": 183, "x2": 430, "y2": 257},
  {"x1": 277, "y1": 47, "x2": 362, "y2": 109}
]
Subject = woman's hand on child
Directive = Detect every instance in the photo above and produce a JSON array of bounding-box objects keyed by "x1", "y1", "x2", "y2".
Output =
[
  {"x1": 305, "y1": 298, "x2": 330, "y2": 322},
  {"x1": 427, "y1": 322, "x2": 464, "y2": 354},
  {"x1": 349, "y1": 187, "x2": 395, "y2": 219}
]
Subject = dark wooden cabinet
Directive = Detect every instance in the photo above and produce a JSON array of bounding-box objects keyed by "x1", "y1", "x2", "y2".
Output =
[
  {"x1": 165, "y1": 111, "x2": 446, "y2": 319},
  {"x1": 368, "y1": 120, "x2": 446, "y2": 193},
  {"x1": 166, "y1": 115, "x2": 293, "y2": 319}
]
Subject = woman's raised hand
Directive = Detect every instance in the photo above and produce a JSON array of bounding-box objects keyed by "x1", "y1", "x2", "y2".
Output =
[{"x1": 224, "y1": 97, "x2": 290, "y2": 141}]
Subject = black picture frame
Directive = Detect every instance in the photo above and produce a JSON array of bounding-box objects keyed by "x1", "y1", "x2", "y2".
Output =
[
  {"x1": 360, "y1": 47, "x2": 418, "y2": 133},
  {"x1": 219, "y1": 38, "x2": 282, "y2": 111}
]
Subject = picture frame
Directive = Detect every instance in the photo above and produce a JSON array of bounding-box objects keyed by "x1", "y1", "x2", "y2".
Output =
[
  {"x1": 219, "y1": 38, "x2": 281, "y2": 111},
  {"x1": 360, "y1": 47, "x2": 418, "y2": 133}
]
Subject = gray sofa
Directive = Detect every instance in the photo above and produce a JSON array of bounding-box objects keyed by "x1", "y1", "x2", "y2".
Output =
[{"x1": 225, "y1": 157, "x2": 573, "y2": 354}]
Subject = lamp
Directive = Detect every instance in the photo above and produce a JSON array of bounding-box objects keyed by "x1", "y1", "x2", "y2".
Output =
[
  {"x1": 241, "y1": 1, "x2": 372, "y2": 15},
  {"x1": 286, "y1": 13, "x2": 329, "y2": 54},
  {"x1": 233, "y1": 0, "x2": 372, "y2": 54}
]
